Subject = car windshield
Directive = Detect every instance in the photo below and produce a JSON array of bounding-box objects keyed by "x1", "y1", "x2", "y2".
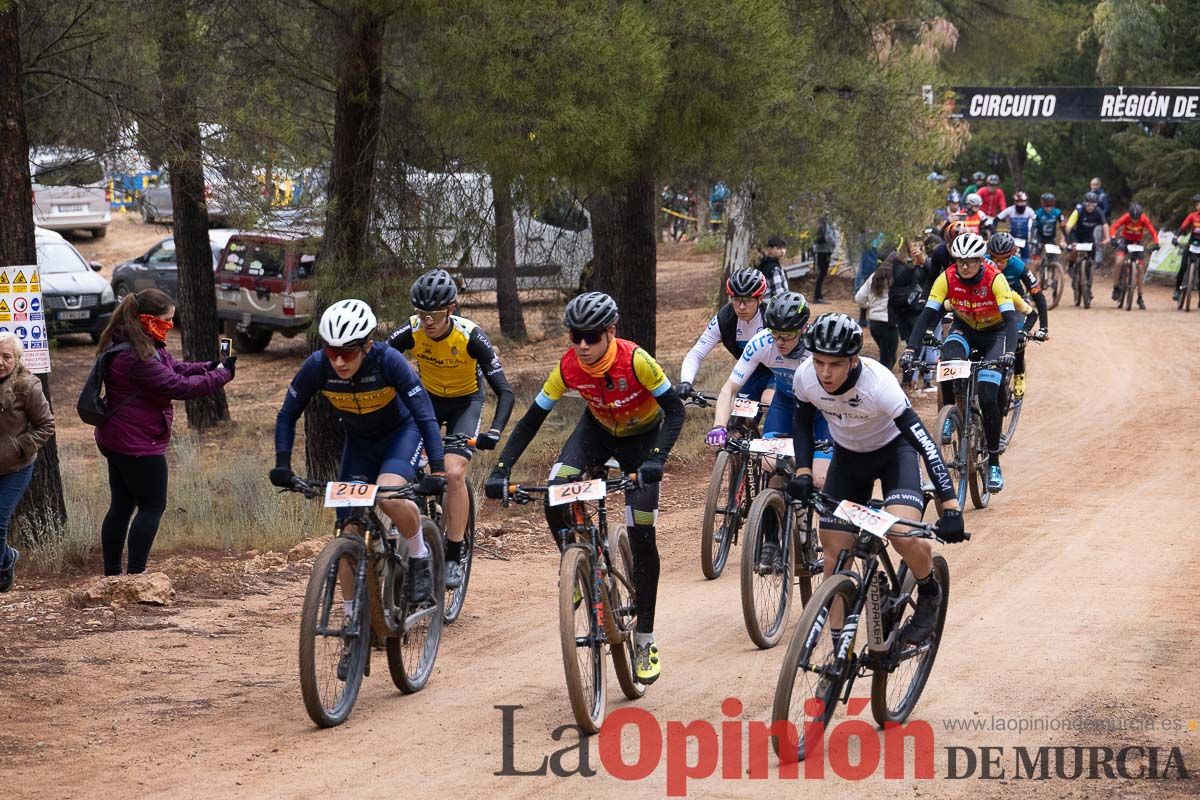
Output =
[
  {"x1": 33, "y1": 159, "x2": 104, "y2": 187},
  {"x1": 37, "y1": 240, "x2": 89, "y2": 274}
]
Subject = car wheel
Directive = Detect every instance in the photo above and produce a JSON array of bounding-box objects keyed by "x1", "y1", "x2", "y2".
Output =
[
  {"x1": 140, "y1": 203, "x2": 155, "y2": 224},
  {"x1": 90, "y1": 331, "x2": 101, "y2": 344},
  {"x1": 231, "y1": 326, "x2": 273, "y2": 354},
  {"x1": 114, "y1": 282, "x2": 132, "y2": 301},
  {"x1": 92, "y1": 227, "x2": 107, "y2": 239}
]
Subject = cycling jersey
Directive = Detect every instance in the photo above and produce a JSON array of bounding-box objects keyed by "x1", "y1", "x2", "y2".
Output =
[
  {"x1": 978, "y1": 186, "x2": 1007, "y2": 219},
  {"x1": 1033, "y1": 207, "x2": 1063, "y2": 242},
  {"x1": 924, "y1": 261, "x2": 1018, "y2": 331},
  {"x1": 680, "y1": 303, "x2": 767, "y2": 384},
  {"x1": 1176, "y1": 212, "x2": 1200, "y2": 240},
  {"x1": 275, "y1": 345, "x2": 444, "y2": 465},
  {"x1": 1067, "y1": 205, "x2": 1108, "y2": 242},
  {"x1": 389, "y1": 314, "x2": 514, "y2": 433},
  {"x1": 1000, "y1": 255, "x2": 1040, "y2": 297},
  {"x1": 728, "y1": 328, "x2": 809, "y2": 399},
  {"x1": 1111, "y1": 213, "x2": 1159, "y2": 246},
  {"x1": 997, "y1": 205, "x2": 1036, "y2": 240},
  {"x1": 536, "y1": 338, "x2": 670, "y2": 437},
  {"x1": 962, "y1": 211, "x2": 986, "y2": 235}
]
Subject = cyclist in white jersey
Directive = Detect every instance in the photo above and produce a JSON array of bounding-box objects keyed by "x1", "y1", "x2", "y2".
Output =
[
  {"x1": 787, "y1": 313, "x2": 965, "y2": 643},
  {"x1": 677, "y1": 269, "x2": 773, "y2": 402}
]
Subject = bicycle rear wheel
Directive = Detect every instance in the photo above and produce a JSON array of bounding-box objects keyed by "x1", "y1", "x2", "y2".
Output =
[
  {"x1": 387, "y1": 520, "x2": 446, "y2": 694},
  {"x1": 772, "y1": 573, "x2": 857, "y2": 763},
  {"x1": 740, "y1": 489, "x2": 793, "y2": 649},
  {"x1": 967, "y1": 410, "x2": 991, "y2": 509},
  {"x1": 871, "y1": 556, "x2": 950, "y2": 725},
  {"x1": 299, "y1": 536, "x2": 371, "y2": 728},
  {"x1": 606, "y1": 527, "x2": 646, "y2": 701},
  {"x1": 443, "y1": 479, "x2": 475, "y2": 624},
  {"x1": 934, "y1": 405, "x2": 966, "y2": 508},
  {"x1": 701, "y1": 451, "x2": 742, "y2": 580},
  {"x1": 559, "y1": 546, "x2": 606, "y2": 733}
]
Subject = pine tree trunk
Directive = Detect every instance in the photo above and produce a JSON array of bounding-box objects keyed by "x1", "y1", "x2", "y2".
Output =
[
  {"x1": 722, "y1": 183, "x2": 754, "y2": 276},
  {"x1": 305, "y1": 4, "x2": 387, "y2": 481},
  {"x1": 157, "y1": 9, "x2": 228, "y2": 429},
  {"x1": 0, "y1": 5, "x2": 67, "y2": 537},
  {"x1": 585, "y1": 172, "x2": 657, "y2": 353},
  {"x1": 491, "y1": 173, "x2": 525, "y2": 340}
]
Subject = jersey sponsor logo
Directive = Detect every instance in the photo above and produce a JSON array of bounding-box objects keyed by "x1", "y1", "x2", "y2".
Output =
[
  {"x1": 407, "y1": 385, "x2": 423, "y2": 397},
  {"x1": 322, "y1": 386, "x2": 398, "y2": 414},
  {"x1": 907, "y1": 421, "x2": 953, "y2": 494},
  {"x1": 848, "y1": 393, "x2": 863, "y2": 408}
]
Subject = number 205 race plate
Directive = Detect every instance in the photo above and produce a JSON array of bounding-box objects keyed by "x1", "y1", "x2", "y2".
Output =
[
  {"x1": 548, "y1": 478, "x2": 607, "y2": 506},
  {"x1": 324, "y1": 482, "x2": 380, "y2": 508}
]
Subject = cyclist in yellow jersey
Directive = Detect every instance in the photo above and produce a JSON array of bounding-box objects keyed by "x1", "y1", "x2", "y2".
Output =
[
  {"x1": 900, "y1": 233, "x2": 1021, "y2": 493},
  {"x1": 484, "y1": 292, "x2": 686, "y2": 684},
  {"x1": 389, "y1": 270, "x2": 514, "y2": 588}
]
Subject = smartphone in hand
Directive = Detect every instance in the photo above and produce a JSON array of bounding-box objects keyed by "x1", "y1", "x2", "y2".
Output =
[{"x1": 219, "y1": 337, "x2": 232, "y2": 360}]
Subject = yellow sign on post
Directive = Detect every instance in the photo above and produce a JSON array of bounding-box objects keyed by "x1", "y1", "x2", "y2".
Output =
[{"x1": 0, "y1": 266, "x2": 49, "y2": 373}]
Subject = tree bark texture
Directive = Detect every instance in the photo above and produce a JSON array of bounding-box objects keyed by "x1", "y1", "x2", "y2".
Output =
[
  {"x1": 0, "y1": 5, "x2": 67, "y2": 537},
  {"x1": 585, "y1": 172, "x2": 658, "y2": 354},
  {"x1": 305, "y1": 4, "x2": 386, "y2": 481},
  {"x1": 491, "y1": 173, "x2": 525, "y2": 340},
  {"x1": 157, "y1": 8, "x2": 229, "y2": 429}
]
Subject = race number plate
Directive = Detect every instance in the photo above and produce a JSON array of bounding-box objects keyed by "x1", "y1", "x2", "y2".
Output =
[
  {"x1": 833, "y1": 500, "x2": 900, "y2": 538},
  {"x1": 1044, "y1": 244, "x2": 1062, "y2": 255},
  {"x1": 937, "y1": 359, "x2": 972, "y2": 382},
  {"x1": 731, "y1": 397, "x2": 760, "y2": 418},
  {"x1": 1190, "y1": 244, "x2": 1200, "y2": 254},
  {"x1": 548, "y1": 478, "x2": 607, "y2": 506},
  {"x1": 1126, "y1": 243, "x2": 1144, "y2": 253},
  {"x1": 749, "y1": 438, "x2": 794, "y2": 457},
  {"x1": 324, "y1": 482, "x2": 379, "y2": 508},
  {"x1": 1074, "y1": 242, "x2": 1093, "y2": 252},
  {"x1": 1012, "y1": 237, "x2": 1026, "y2": 248}
]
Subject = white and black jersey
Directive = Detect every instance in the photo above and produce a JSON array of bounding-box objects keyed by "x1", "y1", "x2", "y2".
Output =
[{"x1": 680, "y1": 304, "x2": 765, "y2": 384}]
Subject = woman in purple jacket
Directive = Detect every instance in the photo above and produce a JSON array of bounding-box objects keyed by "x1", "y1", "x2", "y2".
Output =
[{"x1": 94, "y1": 288, "x2": 235, "y2": 575}]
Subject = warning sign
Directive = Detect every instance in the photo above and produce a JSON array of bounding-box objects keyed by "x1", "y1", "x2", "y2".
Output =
[{"x1": 0, "y1": 266, "x2": 48, "y2": 373}]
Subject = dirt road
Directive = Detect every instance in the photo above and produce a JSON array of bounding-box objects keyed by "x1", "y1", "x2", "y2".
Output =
[{"x1": 5, "y1": 284, "x2": 1200, "y2": 798}]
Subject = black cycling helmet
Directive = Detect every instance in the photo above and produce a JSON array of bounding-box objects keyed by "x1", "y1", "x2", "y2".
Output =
[
  {"x1": 1041, "y1": 192, "x2": 1056, "y2": 205},
  {"x1": 803, "y1": 312, "x2": 863, "y2": 357},
  {"x1": 564, "y1": 291, "x2": 619, "y2": 330},
  {"x1": 410, "y1": 269, "x2": 458, "y2": 310},
  {"x1": 988, "y1": 232, "x2": 1018, "y2": 258},
  {"x1": 1129, "y1": 202, "x2": 1144, "y2": 219},
  {"x1": 726, "y1": 268, "x2": 768, "y2": 298},
  {"x1": 1084, "y1": 191, "x2": 1099, "y2": 204},
  {"x1": 987, "y1": 174, "x2": 1000, "y2": 186},
  {"x1": 761, "y1": 291, "x2": 811, "y2": 333}
]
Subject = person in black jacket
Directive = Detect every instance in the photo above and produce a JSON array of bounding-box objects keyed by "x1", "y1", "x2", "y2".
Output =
[{"x1": 757, "y1": 235, "x2": 790, "y2": 297}]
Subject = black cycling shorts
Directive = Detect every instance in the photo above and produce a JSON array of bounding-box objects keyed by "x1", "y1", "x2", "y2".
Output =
[
  {"x1": 431, "y1": 390, "x2": 483, "y2": 458},
  {"x1": 820, "y1": 436, "x2": 925, "y2": 533},
  {"x1": 550, "y1": 412, "x2": 660, "y2": 528}
]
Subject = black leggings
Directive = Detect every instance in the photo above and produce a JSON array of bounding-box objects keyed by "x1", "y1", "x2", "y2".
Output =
[
  {"x1": 813, "y1": 251, "x2": 831, "y2": 299},
  {"x1": 100, "y1": 448, "x2": 169, "y2": 575},
  {"x1": 868, "y1": 321, "x2": 899, "y2": 369}
]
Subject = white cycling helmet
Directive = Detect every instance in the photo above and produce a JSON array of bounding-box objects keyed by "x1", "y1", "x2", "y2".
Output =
[
  {"x1": 965, "y1": 192, "x2": 983, "y2": 210},
  {"x1": 950, "y1": 232, "x2": 988, "y2": 260},
  {"x1": 319, "y1": 299, "x2": 377, "y2": 346}
]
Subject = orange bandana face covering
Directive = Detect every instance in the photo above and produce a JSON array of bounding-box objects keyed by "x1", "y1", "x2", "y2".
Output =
[
  {"x1": 578, "y1": 338, "x2": 618, "y2": 378},
  {"x1": 139, "y1": 314, "x2": 173, "y2": 343}
]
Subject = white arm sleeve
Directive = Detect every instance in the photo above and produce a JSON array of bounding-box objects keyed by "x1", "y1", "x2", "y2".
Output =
[{"x1": 681, "y1": 314, "x2": 722, "y2": 384}]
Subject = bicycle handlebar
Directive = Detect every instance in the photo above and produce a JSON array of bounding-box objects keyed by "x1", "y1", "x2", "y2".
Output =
[
  {"x1": 501, "y1": 475, "x2": 640, "y2": 507},
  {"x1": 802, "y1": 490, "x2": 971, "y2": 542},
  {"x1": 281, "y1": 477, "x2": 442, "y2": 501},
  {"x1": 682, "y1": 389, "x2": 719, "y2": 408}
]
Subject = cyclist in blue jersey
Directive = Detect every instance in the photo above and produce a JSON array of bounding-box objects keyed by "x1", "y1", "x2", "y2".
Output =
[
  {"x1": 1032, "y1": 193, "x2": 1067, "y2": 250},
  {"x1": 996, "y1": 191, "x2": 1036, "y2": 259},
  {"x1": 988, "y1": 233, "x2": 1050, "y2": 401},
  {"x1": 271, "y1": 300, "x2": 447, "y2": 605}
]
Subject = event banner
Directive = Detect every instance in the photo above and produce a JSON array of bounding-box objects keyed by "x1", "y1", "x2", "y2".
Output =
[
  {"x1": 946, "y1": 86, "x2": 1200, "y2": 122},
  {"x1": 0, "y1": 265, "x2": 50, "y2": 374}
]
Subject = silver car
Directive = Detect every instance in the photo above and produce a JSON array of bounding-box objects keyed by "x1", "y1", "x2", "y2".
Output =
[
  {"x1": 30, "y1": 148, "x2": 111, "y2": 238},
  {"x1": 139, "y1": 167, "x2": 228, "y2": 225}
]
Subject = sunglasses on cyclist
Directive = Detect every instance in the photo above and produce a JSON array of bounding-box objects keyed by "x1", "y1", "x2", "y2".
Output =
[
  {"x1": 568, "y1": 328, "x2": 607, "y2": 345},
  {"x1": 416, "y1": 308, "x2": 451, "y2": 324},
  {"x1": 324, "y1": 344, "x2": 364, "y2": 361},
  {"x1": 770, "y1": 328, "x2": 800, "y2": 340}
]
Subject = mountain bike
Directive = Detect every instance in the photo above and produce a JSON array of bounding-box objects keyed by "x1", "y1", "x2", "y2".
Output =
[
  {"x1": 415, "y1": 434, "x2": 477, "y2": 624},
  {"x1": 771, "y1": 490, "x2": 967, "y2": 762},
  {"x1": 1114, "y1": 243, "x2": 1147, "y2": 311},
  {"x1": 283, "y1": 478, "x2": 445, "y2": 728},
  {"x1": 997, "y1": 332, "x2": 1044, "y2": 453},
  {"x1": 499, "y1": 469, "x2": 644, "y2": 734},
  {"x1": 934, "y1": 357, "x2": 1003, "y2": 510},
  {"x1": 1033, "y1": 242, "x2": 1065, "y2": 310},
  {"x1": 687, "y1": 390, "x2": 766, "y2": 580},
  {"x1": 1069, "y1": 242, "x2": 1095, "y2": 308},
  {"x1": 1178, "y1": 239, "x2": 1200, "y2": 312},
  {"x1": 739, "y1": 438, "x2": 829, "y2": 649}
]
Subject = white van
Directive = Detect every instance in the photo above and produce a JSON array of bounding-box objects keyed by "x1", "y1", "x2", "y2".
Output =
[{"x1": 30, "y1": 148, "x2": 111, "y2": 238}]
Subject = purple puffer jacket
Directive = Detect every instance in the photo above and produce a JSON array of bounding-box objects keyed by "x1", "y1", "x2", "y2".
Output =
[{"x1": 95, "y1": 337, "x2": 233, "y2": 456}]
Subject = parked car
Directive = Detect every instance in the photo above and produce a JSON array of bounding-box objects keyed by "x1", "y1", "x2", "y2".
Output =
[
  {"x1": 30, "y1": 148, "x2": 111, "y2": 238},
  {"x1": 35, "y1": 227, "x2": 117, "y2": 342},
  {"x1": 139, "y1": 167, "x2": 229, "y2": 225},
  {"x1": 213, "y1": 230, "x2": 319, "y2": 352},
  {"x1": 111, "y1": 229, "x2": 240, "y2": 300}
]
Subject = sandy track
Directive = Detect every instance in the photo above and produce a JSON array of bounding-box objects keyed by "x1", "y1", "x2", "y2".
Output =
[{"x1": 5, "y1": 285, "x2": 1200, "y2": 798}]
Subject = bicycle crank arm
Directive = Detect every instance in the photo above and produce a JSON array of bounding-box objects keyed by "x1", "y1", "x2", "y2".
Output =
[{"x1": 401, "y1": 603, "x2": 440, "y2": 630}]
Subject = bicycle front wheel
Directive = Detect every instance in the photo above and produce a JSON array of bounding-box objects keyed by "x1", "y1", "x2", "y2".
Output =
[
  {"x1": 606, "y1": 527, "x2": 646, "y2": 701},
  {"x1": 740, "y1": 488, "x2": 793, "y2": 649},
  {"x1": 559, "y1": 547, "x2": 606, "y2": 733},
  {"x1": 1046, "y1": 262, "x2": 1064, "y2": 309},
  {"x1": 387, "y1": 520, "x2": 446, "y2": 694},
  {"x1": 934, "y1": 405, "x2": 966, "y2": 508},
  {"x1": 1186, "y1": 260, "x2": 1196, "y2": 312},
  {"x1": 701, "y1": 450, "x2": 742, "y2": 580},
  {"x1": 772, "y1": 573, "x2": 858, "y2": 763},
  {"x1": 793, "y1": 503, "x2": 823, "y2": 606},
  {"x1": 967, "y1": 409, "x2": 991, "y2": 509},
  {"x1": 443, "y1": 479, "x2": 476, "y2": 624},
  {"x1": 871, "y1": 555, "x2": 950, "y2": 725},
  {"x1": 299, "y1": 536, "x2": 371, "y2": 728},
  {"x1": 1082, "y1": 260, "x2": 1093, "y2": 308}
]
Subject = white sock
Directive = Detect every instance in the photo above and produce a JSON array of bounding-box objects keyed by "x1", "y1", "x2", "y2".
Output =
[
  {"x1": 407, "y1": 534, "x2": 429, "y2": 559},
  {"x1": 634, "y1": 631, "x2": 655, "y2": 648}
]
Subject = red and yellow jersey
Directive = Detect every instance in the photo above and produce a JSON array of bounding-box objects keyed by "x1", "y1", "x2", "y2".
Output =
[
  {"x1": 535, "y1": 339, "x2": 670, "y2": 437},
  {"x1": 1111, "y1": 212, "x2": 1159, "y2": 244},
  {"x1": 925, "y1": 260, "x2": 1018, "y2": 331},
  {"x1": 962, "y1": 211, "x2": 986, "y2": 235},
  {"x1": 1178, "y1": 212, "x2": 1200, "y2": 240}
]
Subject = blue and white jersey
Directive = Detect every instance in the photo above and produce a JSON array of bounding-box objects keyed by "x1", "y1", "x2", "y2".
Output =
[{"x1": 728, "y1": 328, "x2": 809, "y2": 398}]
